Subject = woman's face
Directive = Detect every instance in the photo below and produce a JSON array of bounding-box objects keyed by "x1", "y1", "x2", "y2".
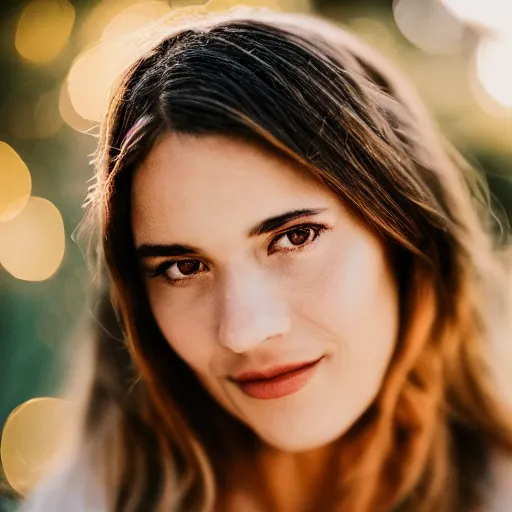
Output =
[{"x1": 131, "y1": 133, "x2": 399, "y2": 452}]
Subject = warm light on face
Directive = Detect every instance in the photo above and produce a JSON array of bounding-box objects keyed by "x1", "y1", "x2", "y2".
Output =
[
  {"x1": 0, "y1": 141, "x2": 32, "y2": 222},
  {"x1": 0, "y1": 196, "x2": 65, "y2": 281},
  {"x1": 15, "y1": 0, "x2": 75, "y2": 64},
  {"x1": 1, "y1": 398, "x2": 72, "y2": 495},
  {"x1": 132, "y1": 134, "x2": 399, "y2": 452}
]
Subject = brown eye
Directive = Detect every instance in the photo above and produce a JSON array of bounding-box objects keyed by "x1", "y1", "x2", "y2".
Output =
[
  {"x1": 269, "y1": 224, "x2": 327, "y2": 254},
  {"x1": 287, "y1": 227, "x2": 312, "y2": 246},
  {"x1": 176, "y1": 260, "x2": 201, "y2": 276},
  {"x1": 149, "y1": 258, "x2": 207, "y2": 285}
]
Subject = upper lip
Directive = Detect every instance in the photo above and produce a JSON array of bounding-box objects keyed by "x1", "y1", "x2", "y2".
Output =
[{"x1": 231, "y1": 357, "x2": 324, "y2": 383}]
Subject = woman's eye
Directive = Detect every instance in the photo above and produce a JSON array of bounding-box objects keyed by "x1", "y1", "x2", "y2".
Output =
[
  {"x1": 148, "y1": 224, "x2": 327, "y2": 283},
  {"x1": 151, "y1": 259, "x2": 206, "y2": 284},
  {"x1": 269, "y1": 224, "x2": 326, "y2": 254}
]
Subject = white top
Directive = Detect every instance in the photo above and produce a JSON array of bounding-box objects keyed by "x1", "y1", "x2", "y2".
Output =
[
  {"x1": 22, "y1": 452, "x2": 512, "y2": 512},
  {"x1": 21, "y1": 460, "x2": 105, "y2": 512}
]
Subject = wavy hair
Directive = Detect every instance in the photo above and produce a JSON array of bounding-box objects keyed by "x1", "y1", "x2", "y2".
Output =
[{"x1": 26, "y1": 7, "x2": 512, "y2": 512}]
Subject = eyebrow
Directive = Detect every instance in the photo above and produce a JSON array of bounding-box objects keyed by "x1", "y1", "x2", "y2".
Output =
[
  {"x1": 247, "y1": 208, "x2": 328, "y2": 237},
  {"x1": 137, "y1": 243, "x2": 201, "y2": 260},
  {"x1": 136, "y1": 207, "x2": 328, "y2": 260}
]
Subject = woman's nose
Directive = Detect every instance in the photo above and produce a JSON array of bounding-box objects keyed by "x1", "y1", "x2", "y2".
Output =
[{"x1": 216, "y1": 265, "x2": 291, "y2": 354}]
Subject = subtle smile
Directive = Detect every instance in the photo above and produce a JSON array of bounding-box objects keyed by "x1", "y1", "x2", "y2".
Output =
[{"x1": 231, "y1": 357, "x2": 324, "y2": 400}]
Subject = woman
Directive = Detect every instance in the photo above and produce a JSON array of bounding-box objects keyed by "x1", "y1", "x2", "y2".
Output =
[{"x1": 23, "y1": 6, "x2": 512, "y2": 512}]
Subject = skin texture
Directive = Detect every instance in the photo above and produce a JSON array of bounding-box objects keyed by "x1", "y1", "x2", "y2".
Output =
[{"x1": 131, "y1": 133, "x2": 399, "y2": 459}]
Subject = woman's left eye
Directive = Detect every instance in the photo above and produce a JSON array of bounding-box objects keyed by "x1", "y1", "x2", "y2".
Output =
[{"x1": 269, "y1": 224, "x2": 327, "y2": 254}]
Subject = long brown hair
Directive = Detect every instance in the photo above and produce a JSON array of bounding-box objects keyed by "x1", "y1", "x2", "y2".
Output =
[{"x1": 29, "y1": 7, "x2": 512, "y2": 512}]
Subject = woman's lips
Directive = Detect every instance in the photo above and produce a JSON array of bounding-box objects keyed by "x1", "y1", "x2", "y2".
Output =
[{"x1": 232, "y1": 357, "x2": 324, "y2": 400}]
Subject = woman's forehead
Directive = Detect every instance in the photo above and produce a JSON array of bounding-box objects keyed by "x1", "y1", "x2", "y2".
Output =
[{"x1": 130, "y1": 132, "x2": 339, "y2": 247}]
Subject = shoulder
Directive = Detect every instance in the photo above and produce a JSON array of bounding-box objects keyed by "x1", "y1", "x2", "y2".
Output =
[{"x1": 21, "y1": 458, "x2": 105, "y2": 512}]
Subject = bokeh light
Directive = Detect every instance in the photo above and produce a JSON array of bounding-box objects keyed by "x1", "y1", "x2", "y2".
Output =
[
  {"x1": 206, "y1": 0, "x2": 310, "y2": 12},
  {"x1": 15, "y1": 0, "x2": 75, "y2": 64},
  {"x1": 393, "y1": 0, "x2": 464, "y2": 53},
  {"x1": 65, "y1": 43, "x2": 122, "y2": 123},
  {"x1": 442, "y1": 0, "x2": 512, "y2": 36},
  {"x1": 475, "y1": 36, "x2": 512, "y2": 110},
  {"x1": 79, "y1": 0, "x2": 160, "y2": 47},
  {"x1": 66, "y1": 1, "x2": 173, "y2": 125},
  {"x1": 101, "y1": 0, "x2": 172, "y2": 42},
  {"x1": 65, "y1": 40, "x2": 145, "y2": 123},
  {"x1": 0, "y1": 142, "x2": 32, "y2": 222},
  {"x1": 65, "y1": 0, "x2": 312, "y2": 128},
  {"x1": 1, "y1": 398, "x2": 71, "y2": 495},
  {"x1": 0, "y1": 196, "x2": 66, "y2": 281},
  {"x1": 58, "y1": 81, "x2": 97, "y2": 133}
]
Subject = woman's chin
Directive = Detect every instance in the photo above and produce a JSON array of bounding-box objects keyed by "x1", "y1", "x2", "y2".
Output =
[{"x1": 253, "y1": 420, "x2": 349, "y2": 454}]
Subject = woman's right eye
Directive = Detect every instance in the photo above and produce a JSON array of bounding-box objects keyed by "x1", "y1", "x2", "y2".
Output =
[{"x1": 151, "y1": 259, "x2": 206, "y2": 284}]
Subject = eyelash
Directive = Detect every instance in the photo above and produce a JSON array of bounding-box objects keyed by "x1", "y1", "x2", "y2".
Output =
[{"x1": 149, "y1": 223, "x2": 329, "y2": 285}]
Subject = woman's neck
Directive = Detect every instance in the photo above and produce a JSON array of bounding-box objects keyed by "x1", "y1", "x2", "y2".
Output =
[
  {"x1": 222, "y1": 441, "x2": 339, "y2": 512},
  {"x1": 262, "y1": 443, "x2": 337, "y2": 511}
]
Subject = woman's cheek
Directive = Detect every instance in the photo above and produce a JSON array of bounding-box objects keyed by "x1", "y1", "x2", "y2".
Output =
[
  {"x1": 281, "y1": 228, "x2": 397, "y2": 347},
  {"x1": 149, "y1": 286, "x2": 217, "y2": 374}
]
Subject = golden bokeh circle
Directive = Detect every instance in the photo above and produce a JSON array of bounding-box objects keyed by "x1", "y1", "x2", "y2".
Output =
[
  {"x1": 1, "y1": 398, "x2": 71, "y2": 495},
  {"x1": 66, "y1": 43, "x2": 125, "y2": 123},
  {"x1": 0, "y1": 196, "x2": 65, "y2": 281},
  {"x1": 101, "y1": 1, "x2": 172, "y2": 42},
  {"x1": 0, "y1": 142, "x2": 32, "y2": 223},
  {"x1": 206, "y1": 0, "x2": 311, "y2": 12},
  {"x1": 58, "y1": 80, "x2": 97, "y2": 133},
  {"x1": 15, "y1": 0, "x2": 75, "y2": 64},
  {"x1": 67, "y1": 1, "x2": 173, "y2": 124}
]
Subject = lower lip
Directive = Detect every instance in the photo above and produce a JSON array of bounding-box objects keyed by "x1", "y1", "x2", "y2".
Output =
[{"x1": 235, "y1": 359, "x2": 323, "y2": 400}]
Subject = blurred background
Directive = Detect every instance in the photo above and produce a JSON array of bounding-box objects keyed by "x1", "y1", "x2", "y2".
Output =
[{"x1": 0, "y1": 0, "x2": 511, "y2": 508}]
